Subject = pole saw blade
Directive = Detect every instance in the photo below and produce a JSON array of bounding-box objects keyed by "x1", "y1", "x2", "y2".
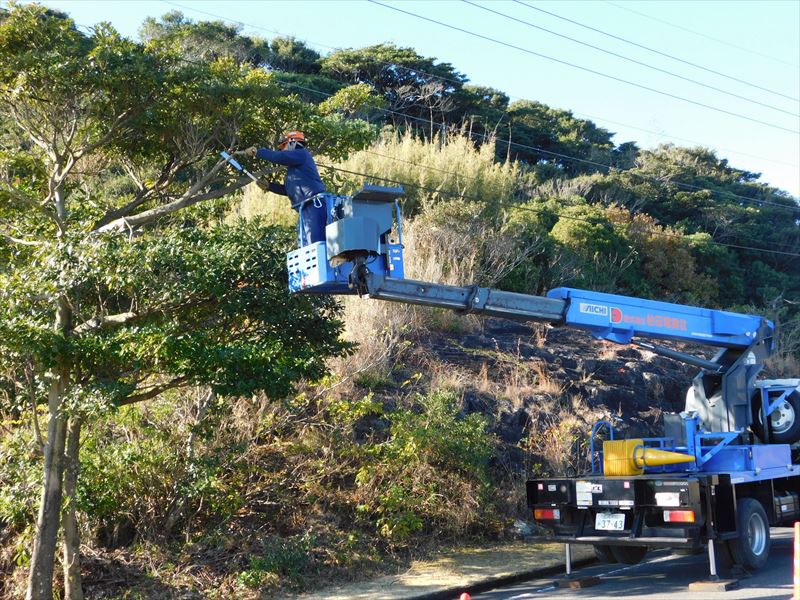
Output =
[
  {"x1": 220, "y1": 151, "x2": 246, "y2": 173},
  {"x1": 220, "y1": 151, "x2": 269, "y2": 191}
]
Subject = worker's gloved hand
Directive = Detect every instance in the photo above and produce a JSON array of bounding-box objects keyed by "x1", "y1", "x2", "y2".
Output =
[{"x1": 235, "y1": 146, "x2": 257, "y2": 157}]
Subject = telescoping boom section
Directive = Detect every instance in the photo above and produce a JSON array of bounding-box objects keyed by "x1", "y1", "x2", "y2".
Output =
[
  {"x1": 285, "y1": 186, "x2": 771, "y2": 350},
  {"x1": 353, "y1": 272, "x2": 771, "y2": 352},
  {"x1": 285, "y1": 184, "x2": 781, "y2": 436}
]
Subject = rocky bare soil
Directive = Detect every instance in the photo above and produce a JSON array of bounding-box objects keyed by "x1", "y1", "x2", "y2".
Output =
[{"x1": 390, "y1": 317, "x2": 696, "y2": 476}]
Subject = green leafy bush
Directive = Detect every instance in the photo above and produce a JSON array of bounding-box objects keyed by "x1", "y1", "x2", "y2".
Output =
[
  {"x1": 0, "y1": 418, "x2": 40, "y2": 543},
  {"x1": 354, "y1": 390, "x2": 494, "y2": 542},
  {"x1": 238, "y1": 534, "x2": 314, "y2": 590}
]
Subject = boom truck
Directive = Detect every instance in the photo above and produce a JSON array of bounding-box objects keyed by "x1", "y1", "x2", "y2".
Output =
[{"x1": 283, "y1": 184, "x2": 800, "y2": 579}]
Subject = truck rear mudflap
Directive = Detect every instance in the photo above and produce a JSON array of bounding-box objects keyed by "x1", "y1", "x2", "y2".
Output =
[{"x1": 527, "y1": 475, "x2": 708, "y2": 549}]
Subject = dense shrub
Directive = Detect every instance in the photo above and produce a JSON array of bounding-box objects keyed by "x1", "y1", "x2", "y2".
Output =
[{"x1": 354, "y1": 390, "x2": 495, "y2": 541}]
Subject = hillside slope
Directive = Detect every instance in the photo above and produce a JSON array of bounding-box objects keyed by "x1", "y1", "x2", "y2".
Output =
[{"x1": 379, "y1": 316, "x2": 694, "y2": 477}]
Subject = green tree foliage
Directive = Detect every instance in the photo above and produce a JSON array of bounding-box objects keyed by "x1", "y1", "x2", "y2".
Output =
[
  {"x1": 0, "y1": 5, "x2": 373, "y2": 597},
  {"x1": 587, "y1": 144, "x2": 800, "y2": 307},
  {"x1": 268, "y1": 35, "x2": 322, "y2": 74},
  {"x1": 320, "y1": 44, "x2": 467, "y2": 127},
  {"x1": 354, "y1": 390, "x2": 494, "y2": 541},
  {"x1": 1, "y1": 5, "x2": 798, "y2": 597},
  {"x1": 448, "y1": 84, "x2": 510, "y2": 145},
  {"x1": 139, "y1": 10, "x2": 270, "y2": 65},
  {"x1": 505, "y1": 100, "x2": 622, "y2": 176}
]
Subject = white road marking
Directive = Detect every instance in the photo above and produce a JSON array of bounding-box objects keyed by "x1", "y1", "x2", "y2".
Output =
[
  {"x1": 518, "y1": 553, "x2": 682, "y2": 596},
  {"x1": 600, "y1": 553, "x2": 678, "y2": 578}
]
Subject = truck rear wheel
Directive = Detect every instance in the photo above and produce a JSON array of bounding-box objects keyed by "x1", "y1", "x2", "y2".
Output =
[
  {"x1": 593, "y1": 545, "x2": 617, "y2": 563},
  {"x1": 728, "y1": 498, "x2": 770, "y2": 570},
  {"x1": 610, "y1": 545, "x2": 647, "y2": 565}
]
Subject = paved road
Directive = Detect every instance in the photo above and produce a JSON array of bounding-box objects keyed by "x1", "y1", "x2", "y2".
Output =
[{"x1": 473, "y1": 528, "x2": 794, "y2": 600}]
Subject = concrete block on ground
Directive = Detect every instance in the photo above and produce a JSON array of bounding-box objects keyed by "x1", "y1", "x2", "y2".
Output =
[{"x1": 688, "y1": 578, "x2": 739, "y2": 592}]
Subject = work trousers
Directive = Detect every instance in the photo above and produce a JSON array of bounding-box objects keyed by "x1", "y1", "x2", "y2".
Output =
[{"x1": 296, "y1": 194, "x2": 329, "y2": 246}]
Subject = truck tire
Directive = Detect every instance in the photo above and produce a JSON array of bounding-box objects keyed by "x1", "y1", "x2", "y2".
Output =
[
  {"x1": 728, "y1": 498, "x2": 771, "y2": 570},
  {"x1": 593, "y1": 545, "x2": 618, "y2": 563},
  {"x1": 751, "y1": 389, "x2": 800, "y2": 444},
  {"x1": 610, "y1": 545, "x2": 647, "y2": 565}
]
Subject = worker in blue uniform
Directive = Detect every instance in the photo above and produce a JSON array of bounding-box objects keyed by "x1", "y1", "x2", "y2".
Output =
[{"x1": 239, "y1": 131, "x2": 327, "y2": 246}]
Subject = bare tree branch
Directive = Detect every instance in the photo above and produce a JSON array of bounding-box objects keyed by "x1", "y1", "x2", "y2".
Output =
[
  {"x1": 0, "y1": 230, "x2": 44, "y2": 246},
  {"x1": 73, "y1": 311, "x2": 138, "y2": 334},
  {"x1": 25, "y1": 367, "x2": 45, "y2": 455},
  {"x1": 92, "y1": 155, "x2": 183, "y2": 229},
  {"x1": 118, "y1": 376, "x2": 189, "y2": 407},
  {"x1": 96, "y1": 170, "x2": 261, "y2": 232}
]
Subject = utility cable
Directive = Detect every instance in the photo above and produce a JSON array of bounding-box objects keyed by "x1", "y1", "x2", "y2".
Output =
[
  {"x1": 40, "y1": 9, "x2": 800, "y2": 220},
  {"x1": 159, "y1": 0, "x2": 800, "y2": 169},
  {"x1": 339, "y1": 146, "x2": 800, "y2": 254},
  {"x1": 4, "y1": 3, "x2": 795, "y2": 259},
  {"x1": 464, "y1": 0, "x2": 798, "y2": 117},
  {"x1": 367, "y1": 0, "x2": 799, "y2": 135},
  {"x1": 605, "y1": 1, "x2": 800, "y2": 69},
  {"x1": 29, "y1": 4, "x2": 800, "y2": 225},
  {"x1": 515, "y1": 1, "x2": 800, "y2": 104}
]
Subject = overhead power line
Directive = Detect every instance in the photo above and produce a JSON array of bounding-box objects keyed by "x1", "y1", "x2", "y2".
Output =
[
  {"x1": 564, "y1": 113, "x2": 799, "y2": 168},
  {"x1": 5, "y1": 2, "x2": 796, "y2": 258},
  {"x1": 345, "y1": 146, "x2": 800, "y2": 254},
  {"x1": 367, "y1": 0, "x2": 800, "y2": 135},
  {"x1": 160, "y1": 0, "x2": 799, "y2": 169},
  {"x1": 605, "y1": 1, "x2": 800, "y2": 69},
  {"x1": 514, "y1": 1, "x2": 800, "y2": 104},
  {"x1": 64, "y1": 0, "x2": 794, "y2": 209},
  {"x1": 64, "y1": 0, "x2": 800, "y2": 214},
  {"x1": 464, "y1": 0, "x2": 798, "y2": 118},
  {"x1": 281, "y1": 81, "x2": 800, "y2": 254}
]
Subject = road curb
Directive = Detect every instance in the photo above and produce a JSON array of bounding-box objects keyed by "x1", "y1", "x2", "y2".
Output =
[{"x1": 401, "y1": 557, "x2": 597, "y2": 600}]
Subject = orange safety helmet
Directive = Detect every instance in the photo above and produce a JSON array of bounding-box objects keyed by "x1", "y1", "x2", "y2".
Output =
[{"x1": 278, "y1": 130, "x2": 306, "y2": 150}]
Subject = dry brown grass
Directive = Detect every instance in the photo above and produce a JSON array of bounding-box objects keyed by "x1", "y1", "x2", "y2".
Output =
[
  {"x1": 520, "y1": 401, "x2": 602, "y2": 478},
  {"x1": 765, "y1": 354, "x2": 800, "y2": 379},
  {"x1": 336, "y1": 129, "x2": 523, "y2": 215},
  {"x1": 329, "y1": 208, "x2": 528, "y2": 389},
  {"x1": 597, "y1": 341, "x2": 619, "y2": 361},
  {"x1": 226, "y1": 184, "x2": 297, "y2": 227},
  {"x1": 427, "y1": 360, "x2": 476, "y2": 394},
  {"x1": 530, "y1": 360, "x2": 564, "y2": 396},
  {"x1": 531, "y1": 324, "x2": 549, "y2": 349}
]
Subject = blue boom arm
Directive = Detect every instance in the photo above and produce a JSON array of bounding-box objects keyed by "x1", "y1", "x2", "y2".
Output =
[
  {"x1": 285, "y1": 184, "x2": 773, "y2": 354},
  {"x1": 548, "y1": 287, "x2": 771, "y2": 349},
  {"x1": 286, "y1": 184, "x2": 778, "y2": 439}
]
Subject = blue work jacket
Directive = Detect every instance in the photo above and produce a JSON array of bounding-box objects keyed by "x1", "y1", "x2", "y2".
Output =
[{"x1": 256, "y1": 147, "x2": 326, "y2": 208}]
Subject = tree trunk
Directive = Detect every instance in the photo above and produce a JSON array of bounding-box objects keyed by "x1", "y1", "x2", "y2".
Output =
[
  {"x1": 62, "y1": 416, "x2": 84, "y2": 600},
  {"x1": 26, "y1": 372, "x2": 68, "y2": 600},
  {"x1": 27, "y1": 297, "x2": 72, "y2": 600}
]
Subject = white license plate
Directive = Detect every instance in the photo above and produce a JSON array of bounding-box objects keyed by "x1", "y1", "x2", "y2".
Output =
[{"x1": 595, "y1": 512, "x2": 626, "y2": 531}]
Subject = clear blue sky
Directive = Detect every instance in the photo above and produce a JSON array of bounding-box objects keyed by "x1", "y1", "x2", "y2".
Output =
[{"x1": 16, "y1": 0, "x2": 800, "y2": 198}]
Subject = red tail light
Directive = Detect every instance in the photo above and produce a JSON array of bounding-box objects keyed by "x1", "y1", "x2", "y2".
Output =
[
  {"x1": 534, "y1": 508, "x2": 561, "y2": 520},
  {"x1": 664, "y1": 509, "x2": 695, "y2": 523}
]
